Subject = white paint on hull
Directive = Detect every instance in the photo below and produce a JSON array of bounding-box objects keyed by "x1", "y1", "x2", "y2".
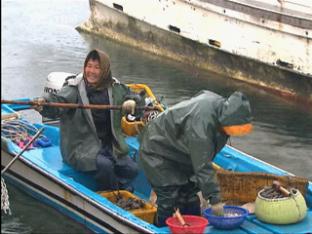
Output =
[
  {"x1": 1, "y1": 150, "x2": 152, "y2": 234},
  {"x1": 93, "y1": 0, "x2": 312, "y2": 76}
]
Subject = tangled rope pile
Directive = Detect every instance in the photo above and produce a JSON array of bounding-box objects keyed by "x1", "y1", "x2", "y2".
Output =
[
  {"x1": 1, "y1": 119, "x2": 46, "y2": 215},
  {"x1": 146, "y1": 110, "x2": 160, "y2": 122},
  {"x1": 143, "y1": 110, "x2": 160, "y2": 124},
  {"x1": 1, "y1": 119, "x2": 39, "y2": 149}
]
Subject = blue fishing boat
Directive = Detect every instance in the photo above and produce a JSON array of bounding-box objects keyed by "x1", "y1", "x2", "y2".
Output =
[{"x1": 1, "y1": 83, "x2": 311, "y2": 233}]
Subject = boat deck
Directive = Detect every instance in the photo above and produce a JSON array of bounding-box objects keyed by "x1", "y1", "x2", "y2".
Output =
[
  {"x1": 17, "y1": 130, "x2": 312, "y2": 233},
  {"x1": 1, "y1": 104, "x2": 311, "y2": 233}
]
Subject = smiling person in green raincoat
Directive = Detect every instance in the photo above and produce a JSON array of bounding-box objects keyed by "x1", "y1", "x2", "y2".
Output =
[
  {"x1": 139, "y1": 90, "x2": 253, "y2": 227},
  {"x1": 34, "y1": 49, "x2": 139, "y2": 191}
]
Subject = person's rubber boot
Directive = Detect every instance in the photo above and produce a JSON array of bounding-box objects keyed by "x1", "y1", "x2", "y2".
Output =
[
  {"x1": 123, "y1": 185, "x2": 134, "y2": 193},
  {"x1": 155, "y1": 214, "x2": 168, "y2": 227},
  {"x1": 118, "y1": 181, "x2": 134, "y2": 193},
  {"x1": 179, "y1": 199, "x2": 201, "y2": 216}
]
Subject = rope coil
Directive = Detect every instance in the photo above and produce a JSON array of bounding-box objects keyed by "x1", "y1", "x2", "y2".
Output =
[
  {"x1": 1, "y1": 177, "x2": 11, "y2": 215},
  {"x1": 1, "y1": 119, "x2": 45, "y2": 215}
]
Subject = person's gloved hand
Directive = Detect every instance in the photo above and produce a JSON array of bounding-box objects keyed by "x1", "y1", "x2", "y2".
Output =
[
  {"x1": 211, "y1": 202, "x2": 225, "y2": 216},
  {"x1": 122, "y1": 99, "x2": 136, "y2": 115},
  {"x1": 33, "y1": 97, "x2": 46, "y2": 112}
]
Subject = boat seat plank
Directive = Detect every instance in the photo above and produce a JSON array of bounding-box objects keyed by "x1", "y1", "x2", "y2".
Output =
[
  {"x1": 22, "y1": 146, "x2": 98, "y2": 190},
  {"x1": 204, "y1": 225, "x2": 247, "y2": 233},
  {"x1": 240, "y1": 219, "x2": 274, "y2": 234},
  {"x1": 250, "y1": 210, "x2": 312, "y2": 234},
  {"x1": 23, "y1": 146, "x2": 68, "y2": 171},
  {"x1": 20, "y1": 137, "x2": 152, "y2": 194},
  {"x1": 215, "y1": 146, "x2": 289, "y2": 175}
]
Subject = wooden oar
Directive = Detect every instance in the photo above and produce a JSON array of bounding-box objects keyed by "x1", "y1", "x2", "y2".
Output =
[
  {"x1": 272, "y1": 180, "x2": 291, "y2": 197},
  {"x1": 1, "y1": 99, "x2": 159, "y2": 111},
  {"x1": 1, "y1": 113, "x2": 20, "y2": 120},
  {"x1": 174, "y1": 208, "x2": 190, "y2": 227}
]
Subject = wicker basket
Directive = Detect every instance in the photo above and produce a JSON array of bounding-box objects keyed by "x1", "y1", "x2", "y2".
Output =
[
  {"x1": 216, "y1": 169, "x2": 308, "y2": 205},
  {"x1": 255, "y1": 188, "x2": 307, "y2": 224}
]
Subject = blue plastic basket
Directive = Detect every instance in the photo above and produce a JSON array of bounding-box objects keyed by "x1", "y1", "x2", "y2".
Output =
[{"x1": 203, "y1": 205, "x2": 248, "y2": 230}]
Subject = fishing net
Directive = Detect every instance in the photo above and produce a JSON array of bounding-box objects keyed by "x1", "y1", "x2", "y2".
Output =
[{"x1": 216, "y1": 169, "x2": 309, "y2": 205}]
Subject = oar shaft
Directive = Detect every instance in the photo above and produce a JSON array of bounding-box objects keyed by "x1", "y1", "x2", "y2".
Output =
[
  {"x1": 1, "y1": 99, "x2": 159, "y2": 111},
  {"x1": 1, "y1": 99, "x2": 121, "y2": 110},
  {"x1": 1, "y1": 127, "x2": 44, "y2": 175}
]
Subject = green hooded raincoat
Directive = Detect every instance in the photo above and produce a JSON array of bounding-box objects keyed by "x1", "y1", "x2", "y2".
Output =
[
  {"x1": 139, "y1": 90, "x2": 252, "y2": 204},
  {"x1": 40, "y1": 50, "x2": 130, "y2": 171}
]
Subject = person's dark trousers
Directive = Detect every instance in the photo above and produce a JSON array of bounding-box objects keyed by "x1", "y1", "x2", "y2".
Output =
[
  {"x1": 153, "y1": 182, "x2": 201, "y2": 227},
  {"x1": 94, "y1": 145, "x2": 138, "y2": 191}
]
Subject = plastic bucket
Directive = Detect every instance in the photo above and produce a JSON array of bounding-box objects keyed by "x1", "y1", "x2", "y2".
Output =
[
  {"x1": 203, "y1": 205, "x2": 248, "y2": 230},
  {"x1": 166, "y1": 215, "x2": 208, "y2": 234},
  {"x1": 255, "y1": 188, "x2": 307, "y2": 224}
]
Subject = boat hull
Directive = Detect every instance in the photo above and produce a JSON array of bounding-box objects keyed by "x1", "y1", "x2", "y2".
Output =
[
  {"x1": 1, "y1": 150, "x2": 153, "y2": 234},
  {"x1": 1, "y1": 102, "x2": 312, "y2": 233},
  {"x1": 77, "y1": 0, "x2": 312, "y2": 105}
]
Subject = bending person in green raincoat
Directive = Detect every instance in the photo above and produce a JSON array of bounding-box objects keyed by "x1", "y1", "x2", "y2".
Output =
[{"x1": 139, "y1": 90, "x2": 253, "y2": 227}]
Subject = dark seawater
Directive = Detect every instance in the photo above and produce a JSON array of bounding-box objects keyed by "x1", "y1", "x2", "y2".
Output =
[{"x1": 2, "y1": 0, "x2": 312, "y2": 233}]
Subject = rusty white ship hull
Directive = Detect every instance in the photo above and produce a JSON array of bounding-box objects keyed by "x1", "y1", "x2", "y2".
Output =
[{"x1": 77, "y1": 0, "x2": 312, "y2": 105}]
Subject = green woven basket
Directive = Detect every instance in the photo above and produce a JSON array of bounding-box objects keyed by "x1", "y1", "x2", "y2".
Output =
[{"x1": 255, "y1": 188, "x2": 307, "y2": 224}]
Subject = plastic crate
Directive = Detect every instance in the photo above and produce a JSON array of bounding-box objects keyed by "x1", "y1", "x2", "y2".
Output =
[
  {"x1": 121, "y1": 116, "x2": 145, "y2": 136},
  {"x1": 99, "y1": 190, "x2": 157, "y2": 223},
  {"x1": 121, "y1": 84, "x2": 165, "y2": 136}
]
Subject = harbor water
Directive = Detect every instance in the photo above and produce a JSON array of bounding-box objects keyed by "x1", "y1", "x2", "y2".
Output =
[{"x1": 2, "y1": 0, "x2": 312, "y2": 233}]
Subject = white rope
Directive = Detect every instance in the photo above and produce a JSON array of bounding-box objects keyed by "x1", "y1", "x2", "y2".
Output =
[
  {"x1": 1, "y1": 119, "x2": 46, "y2": 147},
  {"x1": 1, "y1": 119, "x2": 42, "y2": 216},
  {"x1": 1, "y1": 177, "x2": 11, "y2": 215},
  {"x1": 146, "y1": 110, "x2": 160, "y2": 122}
]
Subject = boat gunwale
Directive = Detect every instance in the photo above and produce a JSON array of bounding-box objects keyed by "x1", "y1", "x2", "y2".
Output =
[
  {"x1": 1, "y1": 148, "x2": 156, "y2": 234},
  {"x1": 1, "y1": 103, "x2": 311, "y2": 233}
]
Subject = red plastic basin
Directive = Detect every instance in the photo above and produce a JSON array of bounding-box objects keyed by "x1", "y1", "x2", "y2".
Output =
[{"x1": 166, "y1": 215, "x2": 208, "y2": 234}]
